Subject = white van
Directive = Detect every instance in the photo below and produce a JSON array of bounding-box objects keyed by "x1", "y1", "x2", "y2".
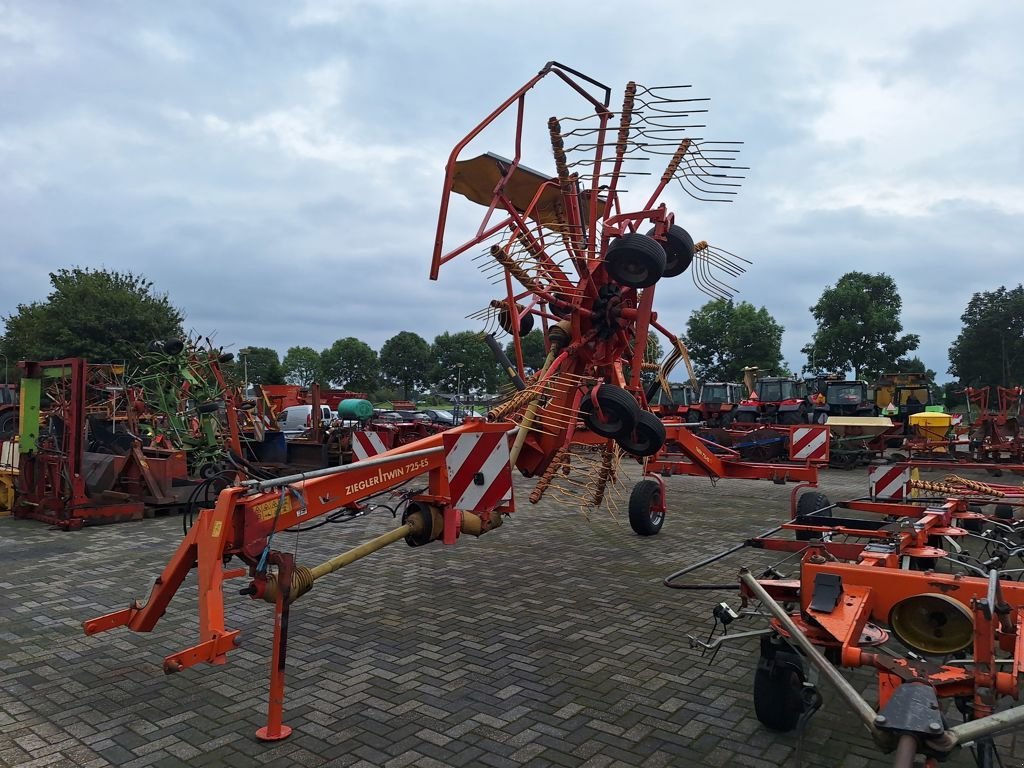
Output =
[{"x1": 277, "y1": 404, "x2": 335, "y2": 437}]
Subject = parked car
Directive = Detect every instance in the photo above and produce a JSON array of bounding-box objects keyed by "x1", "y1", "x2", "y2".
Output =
[
  {"x1": 278, "y1": 404, "x2": 335, "y2": 437},
  {"x1": 422, "y1": 408, "x2": 457, "y2": 425}
]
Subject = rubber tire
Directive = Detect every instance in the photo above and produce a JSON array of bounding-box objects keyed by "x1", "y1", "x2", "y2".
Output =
[
  {"x1": 995, "y1": 504, "x2": 1014, "y2": 521},
  {"x1": 733, "y1": 408, "x2": 760, "y2": 425},
  {"x1": 218, "y1": 352, "x2": 235, "y2": 364},
  {"x1": 162, "y1": 339, "x2": 185, "y2": 355},
  {"x1": 498, "y1": 303, "x2": 534, "y2": 336},
  {"x1": 720, "y1": 411, "x2": 735, "y2": 428},
  {"x1": 604, "y1": 233, "x2": 666, "y2": 289},
  {"x1": 646, "y1": 224, "x2": 694, "y2": 278},
  {"x1": 686, "y1": 409, "x2": 702, "y2": 424},
  {"x1": 0, "y1": 410, "x2": 16, "y2": 441},
  {"x1": 753, "y1": 651, "x2": 806, "y2": 732},
  {"x1": 795, "y1": 491, "x2": 832, "y2": 541},
  {"x1": 628, "y1": 479, "x2": 664, "y2": 536},
  {"x1": 963, "y1": 503, "x2": 985, "y2": 533},
  {"x1": 579, "y1": 385, "x2": 640, "y2": 439},
  {"x1": 196, "y1": 402, "x2": 221, "y2": 414},
  {"x1": 618, "y1": 411, "x2": 667, "y2": 457}
]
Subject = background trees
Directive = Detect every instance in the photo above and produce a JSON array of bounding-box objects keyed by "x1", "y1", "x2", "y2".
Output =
[
  {"x1": 431, "y1": 331, "x2": 499, "y2": 393},
  {"x1": 948, "y1": 285, "x2": 1024, "y2": 386},
  {"x1": 281, "y1": 346, "x2": 322, "y2": 386},
  {"x1": 0, "y1": 268, "x2": 183, "y2": 365},
  {"x1": 379, "y1": 331, "x2": 431, "y2": 398},
  {"x1": 801, "y1": 272, "x2": 919, "y2": 379},
  {"x1": 683, "y1": 299, "x2": 785, "y2": 382},
  {"x1": 236, "y1": 347, "x2": 284, "y2": 385},
  {"x1": 321, "y1": 337, "x2": 379, "y2": 392},
  {"x1": 504, "y1": 330, "x2": 547, "y2": 372}
]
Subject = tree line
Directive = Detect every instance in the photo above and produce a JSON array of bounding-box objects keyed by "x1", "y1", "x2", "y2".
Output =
[{"x1": 2, "y1": 268, "x2": 1022, "y2": 399}]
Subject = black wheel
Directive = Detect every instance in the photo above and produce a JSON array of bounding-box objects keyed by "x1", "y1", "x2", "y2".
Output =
[
  {"x1": 779, "y1": 405, "x2": 809, "y2": 425},
  {"x1": 618, "y1": 411, "x2": 667, "y2": 457},
  {"x1": 604, "y1": 233, "x2": 666, "y2": 289},
  {"x1": 995, "y1": 504, "x2": 1014, "y2": 521},
  {"x1": 196, "y1": 402, "x2": 221, "y2": 414},
  {"x1": 646, "y1": 224, "x2": 694, "y2": 278},
  {"x1": 963, "y1": 503, "x2": 985, "y2": 533},
  {"x1": 754, "y1": 651, "x2": 806, "y2": 732},
  {"x1": 795, "y1": 491, "x2": 832, "y2": 541},
  {"x1": 628, "y1": 479, "x2": 664, "y2": 536},
  {"x1": 162, "y1": 339, "x2": 185, "y2": 355},
  {"x1": 498, "y1": 303, "x2": 534, "y2": 336},
  {"x1": 198, "y1": 462, "x2": 221, "y2": 479},
  {"x1": 733, "y1": 408, "x2": 760, "y2": 425},
  {"x1": 579, "y1": 385, "x2": 640, "y2": 439},
  {"x1": 720, "y1": 410, "x2": 735, "y2": 428},
  {"x1": 0, "y1": 410, "x2": 16, "y2": 442},
  {"x1": 686, "y1": 409, "x2": 702, "y2": 424},
  {"x1": 218, "y1": 352, "x2": 235, "y2": 364}
]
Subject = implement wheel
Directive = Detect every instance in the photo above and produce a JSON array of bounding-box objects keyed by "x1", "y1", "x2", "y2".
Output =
[
  {"x1": 647, "y1": 224, "x2": 694, "y2": 278},
  {"x1": 795, "y1": 491, "x2": 832, "y2": 541},
  {"x1": 618, "y1": 411, "x2": 667, "y2": 457},
  {"x1": 0, "y1": 410, "x2": 16, "y2": 442},
  {"x1": 754, "y1": 650, "x2": 806, "y2": 732},
  {"x1": 580, "y1": 385, "x2": 640, "y2": 439},
  {"x1": 628, "y1": 479, "x2": 664, "y2": 536},
  {"x1": 604, "y1": 233, "x2": 666, "y2": 289}
]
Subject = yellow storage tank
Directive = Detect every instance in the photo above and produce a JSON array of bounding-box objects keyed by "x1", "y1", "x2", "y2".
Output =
[{"x1": 909, "y1": 412, "x2": 952, "y2": 442}]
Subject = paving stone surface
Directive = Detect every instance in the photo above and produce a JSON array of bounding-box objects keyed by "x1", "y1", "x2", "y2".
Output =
[{"x1": 1, "y1": 466, "x2": 1022, "y2": 767}]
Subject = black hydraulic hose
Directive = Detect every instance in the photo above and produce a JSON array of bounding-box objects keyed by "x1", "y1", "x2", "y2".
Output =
[{"x1": 662, "y1": 539, "x2": 766, "y2": 590}]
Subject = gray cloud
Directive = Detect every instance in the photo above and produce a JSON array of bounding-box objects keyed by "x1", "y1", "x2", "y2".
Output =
[{"x1": 2, "y1": 1, "x2": 1022, "y2": 383}]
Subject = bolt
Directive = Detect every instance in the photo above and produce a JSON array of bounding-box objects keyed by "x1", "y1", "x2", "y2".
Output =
[
  {"x1": 874, "y1": 715, "x2": 887, "y2": 726},
  {"x1": 929, "y1": 721, "x2": 943, "y2": 733}
]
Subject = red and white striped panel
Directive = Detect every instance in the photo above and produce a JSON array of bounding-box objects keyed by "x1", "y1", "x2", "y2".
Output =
[
  {"x1": 788, "y1": 425, "x2": 830, "y2": 463},
  {"x1": 869, "y1": 465, "x2": 911, "y2": 500},
  {"x1": 442, "y1": 431, "x2": 513, "y2": 512},
  {"x1": 352, "y1": 431, "x2": 388, "y2": 462}
]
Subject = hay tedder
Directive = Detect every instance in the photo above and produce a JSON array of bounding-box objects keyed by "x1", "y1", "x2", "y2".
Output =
[
  {"x1": 84, "y1": 62, "x2": 817, "y2": 738},
  {"x1": 673, "y1": 473, "x2": 1024, "y2": 766}
]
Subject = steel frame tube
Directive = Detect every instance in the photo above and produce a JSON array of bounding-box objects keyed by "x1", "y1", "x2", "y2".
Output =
[
  {"x1": 738, "y1": 569, "x2": 881, "y2": 738},
  {"x1": 240, "y1": 447, "x2": 444, "y2": 492},
  {"x1": 946, "y1": 703, "x2": 1024, "y2": 747}
]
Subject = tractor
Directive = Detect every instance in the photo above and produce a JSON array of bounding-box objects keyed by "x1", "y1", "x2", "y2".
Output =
[
  {"x1": 733, "y1": 375, "x2": 809, "y2": 425},
  {"x1": 686, "y1": 381, "x2": 744, "y2": 426}
]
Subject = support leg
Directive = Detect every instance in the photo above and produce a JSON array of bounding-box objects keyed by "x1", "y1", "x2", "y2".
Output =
[{"x1": 256, "y1": 552, "x2": 294, "y2": 741}]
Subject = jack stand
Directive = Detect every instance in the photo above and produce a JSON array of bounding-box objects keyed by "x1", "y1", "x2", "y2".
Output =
[{"x1": 256, "y1": 552, "x2": 294, "y2": 741}]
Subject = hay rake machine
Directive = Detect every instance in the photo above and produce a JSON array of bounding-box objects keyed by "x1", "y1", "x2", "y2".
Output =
[
  {"x1": 83, "y1": 62, "x2": 811, "y2": 739},
  {"x1": 672, "y1": 475, "x2": 1024, "y2": 766}
]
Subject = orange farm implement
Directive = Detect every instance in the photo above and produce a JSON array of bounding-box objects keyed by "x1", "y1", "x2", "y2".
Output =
[
  {"x1": 670, "y1": 470, "x2": 1024, "y2": 766},
  {"x1": 84, "y1": 62, "x2": 824, "y2": 739}
]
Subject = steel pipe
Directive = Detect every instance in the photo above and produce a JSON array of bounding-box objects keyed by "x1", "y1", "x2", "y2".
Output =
[
  {"x1": 946, "y1": 703, "x2": 1024, "y2": 747},
  {"x1": 240, "y1": 447, "x2": 444, "y2": 492}
]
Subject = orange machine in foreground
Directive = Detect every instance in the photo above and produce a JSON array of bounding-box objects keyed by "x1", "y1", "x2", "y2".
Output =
[
  {"x1": 673, "y1": 479, "x2": 1024, "y2": 767},
  {"x1": 84, "y1": 420, "x2": 514, "y2": 739}
]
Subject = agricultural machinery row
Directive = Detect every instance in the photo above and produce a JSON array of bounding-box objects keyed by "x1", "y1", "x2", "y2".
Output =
[{"x1": 39, "y1": 61, "x2": 1024, "y2": 767}]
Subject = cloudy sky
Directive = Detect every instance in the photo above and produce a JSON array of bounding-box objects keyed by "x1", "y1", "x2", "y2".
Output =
[{"x1": 2, "y1": 1, "x2": 1022, "y2": 381}]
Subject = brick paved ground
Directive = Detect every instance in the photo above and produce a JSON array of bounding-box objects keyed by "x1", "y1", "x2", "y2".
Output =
[{"x1": 1, "y1": 466, "x2": 1022, "y2": 767}]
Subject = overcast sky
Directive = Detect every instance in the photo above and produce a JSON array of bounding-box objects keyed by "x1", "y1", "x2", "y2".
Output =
[{"x1": 2, "y1": 1, "x2": 1022, "y2": 382}]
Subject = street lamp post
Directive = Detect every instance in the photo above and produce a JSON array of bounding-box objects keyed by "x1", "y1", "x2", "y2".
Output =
[
  {"x1": 239, "y1": 347, "x2": 252, "y2": 396},
  {"x1": 455, "y1": 363, "x2": 465, "y2": 423}
]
